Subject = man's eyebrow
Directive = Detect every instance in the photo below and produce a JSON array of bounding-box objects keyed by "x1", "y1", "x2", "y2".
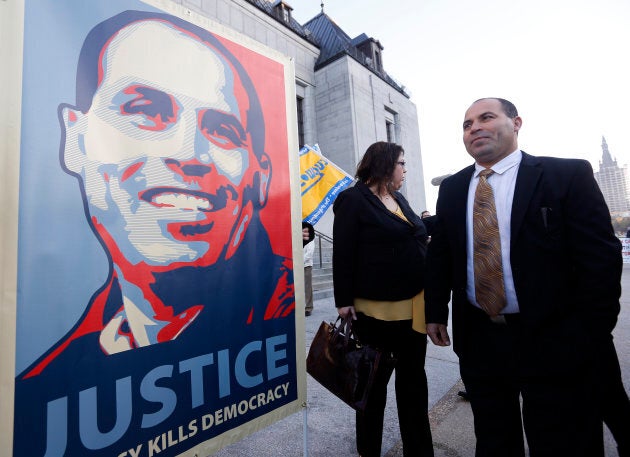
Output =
[
  {"x1": 117, "y1": 84, "x2": 170, "y2": 105},
  {"x1": 120, "y1": 85, "x2": 178, "y2": 118},
  {"x1": 199, "y1": 108, "x2": 248, "y2": 143},
  {"x1": 463, "y1": 110, "x2": 499, "y2": 128},
  {"x1": 117, "y1": 81, "x2": 179, "y2": 103},
  {"x1": 122, "y1": 84, "x2": 168, "y2": 99},
  {"x1": 203, "y1": 108, "x2": 245, "y2": 126}
]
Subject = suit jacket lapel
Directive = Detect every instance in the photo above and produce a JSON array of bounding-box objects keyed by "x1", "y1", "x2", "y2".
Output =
[
  {"x1": 511, "y1": 152, "x2": 542, "y2": 241},
  {"x1": 449, "y1": 165, "x2": 475, "y2": 247}
]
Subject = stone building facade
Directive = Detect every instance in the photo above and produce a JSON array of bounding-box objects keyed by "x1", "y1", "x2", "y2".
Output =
[{"x1": 171, "y1": 0, "x2": 428, "y2": 232}]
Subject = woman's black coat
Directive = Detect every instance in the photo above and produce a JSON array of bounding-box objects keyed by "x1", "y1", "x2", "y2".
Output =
[{"x1": 332, "y1": 181, "x2": 429, "y2": 308}]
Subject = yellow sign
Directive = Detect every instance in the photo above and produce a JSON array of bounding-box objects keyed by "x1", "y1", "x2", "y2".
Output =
[{"x1": 300, "y1": 144, "x2": 353, "y2": 224}]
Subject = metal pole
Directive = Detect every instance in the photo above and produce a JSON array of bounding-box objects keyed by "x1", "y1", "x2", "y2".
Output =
[
  {"x1": 317, "y1": 235, "x2": 323, "y2": 268},
  {"x1": 303, "y1": 403, "x2": 309, "y2": 456}
]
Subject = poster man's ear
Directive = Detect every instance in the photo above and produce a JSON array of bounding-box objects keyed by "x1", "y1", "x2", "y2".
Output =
[
  {"x1": 60, "y1": 105, "x2": 86, "y2": 174},
  {"x1": 256, "y1": 151, "x2": 271, "y2": 207}
]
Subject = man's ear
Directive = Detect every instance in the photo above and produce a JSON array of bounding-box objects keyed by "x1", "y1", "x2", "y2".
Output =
[
  {"x1": 59, "y1": 104, "x2": 86, "y2": 175},
  {"x1": 513, "y1": 116, "x2": 523, "y2": 134},
  {"x1": 255, "y1": 151, "x2": 271, "y2": 207}
]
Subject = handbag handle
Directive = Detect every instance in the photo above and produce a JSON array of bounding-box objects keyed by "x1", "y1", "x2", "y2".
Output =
[
  {"x1": 333, "y1": 315, "x2": 360, "y2": 348},
  {"x1": 336, "y1": 316, "x2": 394, "y2": 357}
]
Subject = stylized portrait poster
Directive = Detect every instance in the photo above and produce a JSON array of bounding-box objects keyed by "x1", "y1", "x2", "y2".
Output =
[{"x1": 1, "y1": 0, "x2": 304, "y2": 455}]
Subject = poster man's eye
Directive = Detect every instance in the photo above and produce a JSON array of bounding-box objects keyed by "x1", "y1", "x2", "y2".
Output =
[
  {"x1": 119, "y1": 85, "x2": 179, "y2": 131},
  {"x1": 198, "y1": 109, "x2": 247, "y2": 150}
]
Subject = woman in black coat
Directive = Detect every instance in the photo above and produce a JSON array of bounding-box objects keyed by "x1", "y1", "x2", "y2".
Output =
[{"x1": 333, "y1": 141, "x2": 434, "y2": 457}]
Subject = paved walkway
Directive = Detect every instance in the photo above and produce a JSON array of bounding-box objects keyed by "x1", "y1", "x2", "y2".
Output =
[{"x1": 216, "y1": 264, "x2": 629, "y2": 456}]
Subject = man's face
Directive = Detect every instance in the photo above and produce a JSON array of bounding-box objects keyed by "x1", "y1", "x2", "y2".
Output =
[
  {"x1": 63, "y1": 21, "x2": 269, "y2": 268},
  {"x1": 462, "y1": 98, "x2": 521, "y2": 167}
]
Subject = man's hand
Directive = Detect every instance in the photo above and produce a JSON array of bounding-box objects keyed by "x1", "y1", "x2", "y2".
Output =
[
  {"x1": 337, "y1": 306, "x2": 357, "y2": 320},
  {"x1": 427, "y1": 323, "x2": 451, "y2": 346}
]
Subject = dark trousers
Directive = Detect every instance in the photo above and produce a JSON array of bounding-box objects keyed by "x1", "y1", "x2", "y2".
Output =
[
  {"x1": 304, "y1": 266, "x2": 313, "y2": 313},
  {"x1": 353, "y1": 314, "x2": 434, "y2": 457},
  {"x1": 460, "y1": 309, "x2": 603, "y2": 457},
  {"x1": 600, "y1": 337, "x2": 630, "y2": 457}
]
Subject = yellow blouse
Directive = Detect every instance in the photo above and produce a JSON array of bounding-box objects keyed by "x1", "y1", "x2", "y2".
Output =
[
  {"x1": 354, "y1": 291, "x2": 426, "y2": 334},
  {"x1": 392, "y1": 205, "x2": 410, "y2": 223}
]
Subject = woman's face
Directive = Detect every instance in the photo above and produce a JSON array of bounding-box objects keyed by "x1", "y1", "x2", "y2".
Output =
[{"x1": 390, "y1": 152, "x2": 407, "y2": 191}]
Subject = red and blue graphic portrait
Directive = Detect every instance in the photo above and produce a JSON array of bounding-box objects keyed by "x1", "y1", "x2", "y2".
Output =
[{"x1": 14, "y1": 7, "x2": 297, "y2": 457}]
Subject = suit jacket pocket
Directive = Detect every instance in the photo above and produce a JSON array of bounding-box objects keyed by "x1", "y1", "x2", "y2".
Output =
[{"x1": 522, "y1": 205, "x2": 565, "y2": 255}]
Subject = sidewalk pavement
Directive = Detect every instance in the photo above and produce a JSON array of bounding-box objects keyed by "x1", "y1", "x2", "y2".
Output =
[{"x1": 216, "y1": 264, "x2": 629, "y2": 456}]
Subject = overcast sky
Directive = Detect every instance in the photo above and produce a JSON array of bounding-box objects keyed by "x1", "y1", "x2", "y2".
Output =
[{"x1": 291, "y1": 0, "x2": 630, "y2": 211}]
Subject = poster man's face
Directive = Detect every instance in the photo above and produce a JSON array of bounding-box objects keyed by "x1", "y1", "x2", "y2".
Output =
[{"x1": 63, "y1": 21, "x2": 270, "y2": 268}]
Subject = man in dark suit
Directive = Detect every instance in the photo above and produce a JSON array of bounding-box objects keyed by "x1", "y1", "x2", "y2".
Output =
[{"x1": 425, "y1": 97, "x2": 622, "y2": 457}]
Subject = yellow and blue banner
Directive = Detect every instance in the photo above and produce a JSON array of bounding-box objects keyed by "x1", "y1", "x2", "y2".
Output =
[{"x1": 300, "y1": 144, "x2": 353, "y2": 225}]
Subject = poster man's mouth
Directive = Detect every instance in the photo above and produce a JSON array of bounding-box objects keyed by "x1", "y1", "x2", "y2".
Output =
[{"x1": 140, "y1": 186, "x2": 236, "y2": 212}]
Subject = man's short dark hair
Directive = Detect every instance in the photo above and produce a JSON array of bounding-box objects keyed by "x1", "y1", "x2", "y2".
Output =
[
  {"x1": 474, "y1": 97, "x2": 519, "y2": 118},
  {"x1": 71, "y1": 10, "x2": 266, "y2": 159}
]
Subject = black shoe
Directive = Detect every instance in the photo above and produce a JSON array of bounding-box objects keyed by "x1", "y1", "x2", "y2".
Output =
[{"x1": 305, "y1": 310, "x2": 312, "y2": 316}]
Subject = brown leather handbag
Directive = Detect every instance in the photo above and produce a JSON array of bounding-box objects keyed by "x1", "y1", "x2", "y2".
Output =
[{"x1": 306, "y1": 316, "x2": 396, "y2": 412}]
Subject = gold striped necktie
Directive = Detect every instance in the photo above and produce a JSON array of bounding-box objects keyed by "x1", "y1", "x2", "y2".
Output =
[{"x1": 473, "y1": 168, "x2": 506, "y2": 316}]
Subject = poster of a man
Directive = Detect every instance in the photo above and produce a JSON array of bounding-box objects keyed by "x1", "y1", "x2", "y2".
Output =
[{"x1": 8, "y1": 3, "x2": 301, "y2": 456}]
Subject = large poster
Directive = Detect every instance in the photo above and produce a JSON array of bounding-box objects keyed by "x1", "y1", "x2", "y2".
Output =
[{"x1": 2, "y1": 1, "x2": 304, "y2": 455}]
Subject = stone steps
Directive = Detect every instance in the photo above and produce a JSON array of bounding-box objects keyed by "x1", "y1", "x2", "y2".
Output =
[{"x1": 311, "y1": 236, "x2": 333, "y2": 300}]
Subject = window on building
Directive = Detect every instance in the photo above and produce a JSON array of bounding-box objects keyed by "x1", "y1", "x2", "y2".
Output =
[
  {"x1": 296, "y1": 96, "x2": 305, "y2": 148},
  {"x1": 385, "y1": 107, "x2": 399, "y2": 144},
  {"x1": 274, "y1": 2, "x2": 292, "y2": 23},
  {"x1": 386, "y1": 120, "x2": 395, "y2": 143}
]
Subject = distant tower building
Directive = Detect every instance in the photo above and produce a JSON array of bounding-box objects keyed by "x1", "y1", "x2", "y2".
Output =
[{"x1": 594, "y1": 136, "x2": 630, "y2": 214}]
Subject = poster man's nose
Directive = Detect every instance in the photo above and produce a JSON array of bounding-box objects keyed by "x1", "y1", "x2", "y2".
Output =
[{"x1": 164, "y1": 158, "x2": 213, "y2": 178}]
